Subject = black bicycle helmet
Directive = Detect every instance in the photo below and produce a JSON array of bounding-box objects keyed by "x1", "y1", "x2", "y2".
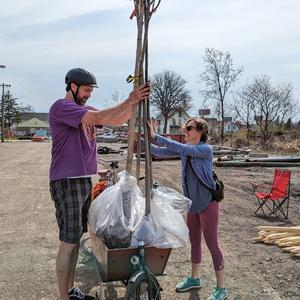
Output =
[
  {"x1": 65, "y1": 68, "x2": 98, "y2": 104},
  {"x1": 65, "y1": 68, "x2": 98, "y2": 87}
]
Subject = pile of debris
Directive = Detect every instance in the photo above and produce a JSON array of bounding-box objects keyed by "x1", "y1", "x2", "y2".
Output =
[
  {"x1": 254, "y1": 225, "x2": 300, "y2": 257},
  {"x1": 213, "y1": 145, "x2": 300, "y2": 167},
  {"x1": 97, "y1": 146, "x2": 122, "y2": 155}
]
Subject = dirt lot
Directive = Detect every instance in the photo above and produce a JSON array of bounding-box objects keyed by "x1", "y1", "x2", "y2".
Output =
[{"x1": 0, "y1": 141, "x2": 299, "y2": 300}]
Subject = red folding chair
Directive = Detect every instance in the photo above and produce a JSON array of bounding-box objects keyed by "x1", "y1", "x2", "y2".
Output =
[{"x1": 252, "y1": 169, "x2": 291, "y2": 219}]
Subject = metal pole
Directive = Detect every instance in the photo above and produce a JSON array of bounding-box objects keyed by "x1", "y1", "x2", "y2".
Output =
[
  {"x1": 1, "y1": 83, "x2": 11, "y2": 142},
  {"x1": 1, "y1": 84, "x2": 4, "y2": 142},
  {"x1": 143, "y1": 0, "x2": 152, "y2": 215},
  {"x1": 1, "y1": 65, "x2": 8, "y2": 142}
]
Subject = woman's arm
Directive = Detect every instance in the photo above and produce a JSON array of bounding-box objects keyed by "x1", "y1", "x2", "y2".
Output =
[
  {"x1": 141, "y1": 137, "x2": 179, "y2": 157},
  {"x1": 146, "y1": 118, "x2": 211, "y2": 158},
  {"x1": 154, "y1": 134, "x2": 212, "y2": 158},
  {"x1": 150, "y1": 143, "x2": 180, "y2": 157}
]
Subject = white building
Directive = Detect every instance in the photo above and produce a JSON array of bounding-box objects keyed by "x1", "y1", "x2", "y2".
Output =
[{"x1": 154, "y1": 109, "x2": 190, "y2": 134}]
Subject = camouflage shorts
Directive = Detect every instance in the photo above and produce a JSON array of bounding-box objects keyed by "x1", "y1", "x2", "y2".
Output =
[{"x1": 49, "y1": 177, "x2": 92, "y2": 244}]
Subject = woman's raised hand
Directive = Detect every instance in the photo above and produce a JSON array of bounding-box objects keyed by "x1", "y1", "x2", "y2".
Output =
[{"x1": 147, "y1": 118, "x2": 157, "y2": 139}]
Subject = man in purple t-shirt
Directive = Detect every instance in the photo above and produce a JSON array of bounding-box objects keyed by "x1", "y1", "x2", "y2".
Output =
[{"x1": 49, "y1": 68, "x2": 150, "y2": 300}]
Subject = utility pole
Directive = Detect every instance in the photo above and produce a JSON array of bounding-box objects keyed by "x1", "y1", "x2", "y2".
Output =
[{"x1": 1, "y1": 83, "x2": 11, "y2": 142}]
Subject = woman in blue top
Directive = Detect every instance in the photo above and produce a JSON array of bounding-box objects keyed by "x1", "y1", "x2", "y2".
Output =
[{"x1": 148, "y1": 117, "x2": 227, "y2": 300}]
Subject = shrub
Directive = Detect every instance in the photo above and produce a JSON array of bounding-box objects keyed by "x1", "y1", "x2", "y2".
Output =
[{"x1": 234, "y1": 137, "x2": 249, "y2": 148}]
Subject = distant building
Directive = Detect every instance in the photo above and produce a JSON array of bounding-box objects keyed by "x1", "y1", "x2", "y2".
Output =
[
  {"x1": 19, "y1": 112, "x2": 49, "y2": 123},
  {"x1": 201, "y1": 117, "x2": 219, "y2": 135},
  {"x1": 14, "y1": 113, "x2": 50, "y2": 138},
  {"x1": 198, "y1": 109, "x2": 211, "y2": 117},
  {"x1": 223, "y1": 117, "x2": 239, "y2": 133},
  {"x1": 15, "y1": 117, "x2": 50, "y2": 138},
  {"x1": 194, "y1": 115, "x2": 240, "y2": 136},
  {"x1": 197, "y1": 108, "x2": 240, "y2": 135},
  {"x1": 155, "y1": 109, "x2": 190, "y2": 134}
]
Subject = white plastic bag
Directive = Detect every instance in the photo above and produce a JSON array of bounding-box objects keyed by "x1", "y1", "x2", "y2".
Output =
[
  {"x1": 150, "y1": 186, "x2": 192, "y2": 248},
  {"x1": 118, "y1": 171, "x2": 145, "y2": 232},
  {"x1": 152, "y1": 186, "x2": 192, "y2": 214},
  {"x1": 88, "y1": 171, "x2": 145, "y2": 248},
  {"x1": 130, "y1": 215, "x2": 156, "y2": 247}
]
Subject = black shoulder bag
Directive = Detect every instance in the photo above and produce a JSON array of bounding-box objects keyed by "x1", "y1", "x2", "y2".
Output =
[
  {"x1": 188, "y1": 156, "x2": 224, "y2": 202},
  {"x1": 211, "y1": 171, "x2": 224, "y2": 202}
]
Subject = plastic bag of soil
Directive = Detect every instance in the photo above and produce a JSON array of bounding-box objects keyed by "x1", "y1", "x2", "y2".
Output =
[
  {"x1": 88, "y1": 171, "x2": 145, "y2": 249},
  {"x1": 103, "y1": 218, "x2": 132, "y2": 249}
]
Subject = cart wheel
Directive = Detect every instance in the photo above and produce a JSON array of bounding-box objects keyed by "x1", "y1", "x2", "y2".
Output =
[
  {"x1": 124, "y1": 273, "x2": 161, "y2": 300},
  {"x1": 95, "y1": 285, "x2": 103, "y2": 300},
  {"x1": 95, "y1": 290, "x2": 101, "y2": 300}
]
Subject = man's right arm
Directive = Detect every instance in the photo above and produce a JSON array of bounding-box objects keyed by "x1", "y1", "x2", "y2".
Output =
[
  {"x1": 82, "y1": 100, "x2": 133, "y2": 126},
  {"x1": 81, "y1": 83, "x2": 150, "y2": 126}
]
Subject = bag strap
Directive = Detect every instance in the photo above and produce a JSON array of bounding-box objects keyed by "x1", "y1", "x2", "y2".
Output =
[
  {"x1": 187, "y1": 156, "x2": 215, "y2": 192},
  {"x1": 212, "y1": 171, "x2": 218, "y2": 180}
]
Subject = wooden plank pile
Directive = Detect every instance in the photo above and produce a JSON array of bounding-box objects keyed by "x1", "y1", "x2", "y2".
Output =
[{"x1": 254, "y1": 226, "x2": 300, "y2": 257}]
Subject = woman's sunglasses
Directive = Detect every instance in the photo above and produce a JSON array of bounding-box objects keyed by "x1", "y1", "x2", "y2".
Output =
[{"x1": 185, "y1": 125, "x2": 197, "y2": 131}]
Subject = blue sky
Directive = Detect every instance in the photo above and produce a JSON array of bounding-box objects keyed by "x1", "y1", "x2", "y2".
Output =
[{"x1": 1, "y1": 0, "x2": 300, "y2": 119}]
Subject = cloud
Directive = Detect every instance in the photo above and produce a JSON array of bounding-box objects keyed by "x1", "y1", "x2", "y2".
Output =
[
  {"x1": 1, "y1": 0, "x2": 300, "y2": 116},
  {"x1": 1, "y1": 0, "x2": 131, "y2": 30}
]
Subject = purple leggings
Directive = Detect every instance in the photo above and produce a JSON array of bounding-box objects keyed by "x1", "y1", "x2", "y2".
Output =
[{"x1": 187, "y1": 201, "x2": 224, "y2": 271}]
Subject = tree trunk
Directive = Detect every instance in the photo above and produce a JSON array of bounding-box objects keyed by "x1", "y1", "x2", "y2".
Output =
[
  {"x1": 163, "y1": 116, "x2": 168, "y2": 134},
  {"x1": 261, "y1": 119, "x2": 269, "y2": 148},
  {"x1": 126, "y1": 1, "x2": 144, "y2": 174},
  {"x1": 221, "y1": 99, "x2": 224, "y2": 145},
  {"x1": 246, "y1": 122, "x2": 250, "y2": 145}
]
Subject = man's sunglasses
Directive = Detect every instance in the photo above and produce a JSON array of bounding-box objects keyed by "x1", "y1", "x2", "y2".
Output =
[{"x1": 186, "y1": 125, "x2": 197, "y2": 131}]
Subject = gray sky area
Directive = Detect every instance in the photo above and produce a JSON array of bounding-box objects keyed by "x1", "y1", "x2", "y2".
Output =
[{"x1": 1, "y1": 0, "x2": 299, "y2": 118}]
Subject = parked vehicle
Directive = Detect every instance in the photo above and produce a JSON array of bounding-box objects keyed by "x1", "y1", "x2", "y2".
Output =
[
  {"x1": 32, "y1": 135, "x2": 47, "y2": 142},
  {"x1": 97, "y1": 133, "x2": 118, "y2": 143}
]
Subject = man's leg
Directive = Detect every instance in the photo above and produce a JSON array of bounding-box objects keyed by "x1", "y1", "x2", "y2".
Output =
[
  {"x1": 51, "y1": 178, "x2": 92, "y2": 299},
  {"x1": 56, "y1": 241, "x2": 79, "y2": 300},
  {"x1": 68, "y1": 243, "x2": 79, "y2": 290}
]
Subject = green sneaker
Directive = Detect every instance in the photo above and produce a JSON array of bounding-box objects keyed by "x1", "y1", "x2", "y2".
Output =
[
  {"x1": 176, "y1": 276, "x2": 202, "y2": 292},
  {"x1": 207, "y1": 287, "x2": 228, "y2": 300}
]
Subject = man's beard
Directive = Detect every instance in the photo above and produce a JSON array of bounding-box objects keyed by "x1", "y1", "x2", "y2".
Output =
[{"x1": 78, "y1": 97, "x2": 88, "y2": 106}]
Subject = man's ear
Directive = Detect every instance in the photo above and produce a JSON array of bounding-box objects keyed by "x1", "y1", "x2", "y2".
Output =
[{"x1": 70, "y1": 82, "x2": 78, "y2": 91}]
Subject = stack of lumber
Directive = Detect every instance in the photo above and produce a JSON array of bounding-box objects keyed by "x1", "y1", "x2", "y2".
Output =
[
  {"x1": 212, "y1": 145, "x2": 250, "y2": 157},
  {"x1": 254, "y1": 225, "x2": 300, "y2": 257},
  {"x1": 213, "y1": 150, "x2": 300, "y2": 167}
]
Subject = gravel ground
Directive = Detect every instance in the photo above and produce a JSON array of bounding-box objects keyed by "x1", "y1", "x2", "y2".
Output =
[{"x1": 0, "y1": 141, "x2": 299, "y2": 300}]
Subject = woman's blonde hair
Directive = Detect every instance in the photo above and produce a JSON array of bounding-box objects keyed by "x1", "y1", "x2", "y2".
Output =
[{"x1": 186, "y1": 117, "x2": 209, "y2": 143}]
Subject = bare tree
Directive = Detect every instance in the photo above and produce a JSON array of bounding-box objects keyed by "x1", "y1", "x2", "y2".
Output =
[
  {"x1": 246, "y1": 75, "x2": 296, "y2": 146},
  {"x1": 285, "y1": 118, "x2": 292, "y2": 132},
  {"x1": 276, "y1": 83, "x2": 298, "y2": 126},
  {"x1": 150, "y1": 70, "x2": 193, "y2": 133},
  {"x1": 199, "y1": 48, "x2": 243, "y2": 144},
  {"x1": 231, "y1": 86, "x2": 255, "y2": 143},
  {"x1": 103, "y1": 90, "x2": 124, "y2": 108},
  {"x1": 19, "y1": 103, "x2": 34, "y2": 112}
]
